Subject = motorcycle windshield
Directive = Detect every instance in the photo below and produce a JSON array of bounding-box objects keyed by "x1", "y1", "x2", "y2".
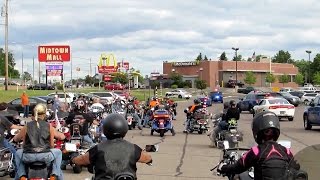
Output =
[{"x1": 288, "y1": 144, "x2": 320, "y2": 180}]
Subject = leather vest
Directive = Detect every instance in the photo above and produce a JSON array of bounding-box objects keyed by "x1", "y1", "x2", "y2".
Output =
[
  {"x1": 94, "y1": 139, "x2": 138, "y2": 180},
  {"x1": 23, "y1": 120, "x2": 51, "y2": 153}
]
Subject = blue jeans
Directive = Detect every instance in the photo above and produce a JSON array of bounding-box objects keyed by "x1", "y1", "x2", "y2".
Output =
[
  {"x1": 214, "y1": 121, "x2": 229, "y2": 135},
  {"x1": 83, "y1": 134, "x2": 95, "y2": 147},
  {"x1": 15, "y1": 148, "x2": 63, "y2": 180},
  {"x1": 143, "y1": 115, "x2": 151, "y2": 126},
  {"x1": 3, "y1": 139, "x2": 16, "y2": 171},
  {"x1": 23, "y1": 105, "x2": 29, "y2": 118}
]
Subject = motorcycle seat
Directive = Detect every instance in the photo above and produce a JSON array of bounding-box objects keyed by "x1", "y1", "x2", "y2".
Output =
[{"x1": 25, "y1": 161, "x2": 48, "y2": 169}]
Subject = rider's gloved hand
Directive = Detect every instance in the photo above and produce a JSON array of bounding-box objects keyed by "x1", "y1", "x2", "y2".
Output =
[{"x1": 217, "y1": 162, "x2": 227, "y2": 174}]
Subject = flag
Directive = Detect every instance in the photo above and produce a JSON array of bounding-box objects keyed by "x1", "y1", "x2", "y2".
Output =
[{"x1": 252, "y1": 52, "x2": 256, "y2": 61}]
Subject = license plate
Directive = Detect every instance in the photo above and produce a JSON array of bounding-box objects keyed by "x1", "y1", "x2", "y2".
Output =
[{"x1": 280, "y1": 111, "x2": 285, "y2": 114}]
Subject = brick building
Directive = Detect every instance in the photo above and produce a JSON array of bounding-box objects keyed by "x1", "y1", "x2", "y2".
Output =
[{"x1": 163, "y1": 59, "x2": 299, "y2": 90}]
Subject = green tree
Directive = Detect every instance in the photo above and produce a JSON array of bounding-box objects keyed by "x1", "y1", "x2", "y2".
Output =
[
  {"x1": 195, "y1": 79, "x2": 207, "y2": 90},
  {"x1": 111, "y1": 72, "x2": 128, "y2": 84},
  {"x1": 204, "y1": 55, "x2": 208, "y2": 61},
  {"x1": 219, "y1": 52, "x2": 228, "y2": 61},
  {"x1": 311, "y1": 54, "x2": 320, "y2": 83},
  {"x1": 278, "y1": 74, "x2": 290, "y2": 86},
  {"x1": 294, "y1": 73, "x2": 304, "y2": 86},
  {"x1": 265, "y1": 73, "x2": 276, "y2": 84},
  {"x1": 313, "y1": 72, "x2": 320, "y2": 85},
  {"x1": 247, "y1": 57, "x2": 252, "y2": 62},
  {"x1": 272, "y1": 50, "x2": 293, "y2": 63},
  {"x1": 22, "y1": 72, "x2": 32, "y2": 81},
  {"x1": 233, "y1": 54, "x2": 243, "y2": 61},
  {"x1": 293, "y1": 60, "x2": 308, "y2": 80},
  {"x1": 84, "y1": 75, "x2": 94, "y2": 85},
  {"x1": 0, "y1": 48, "x2": 20, "y2": 78},
  {"x1": 244, "y1": 71, "x2": 256, "y2": 85},
  {"x1": 196, "y1": 53, "x2": 203, "y2": 61},
  {"x1": 255, "y1": 55, "x2": 263, "y2": 62},
  {"x1": 169, "y1": 72, "x2": 183, "y2": 86}
]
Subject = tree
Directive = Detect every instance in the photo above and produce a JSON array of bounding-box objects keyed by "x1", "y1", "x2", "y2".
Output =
[
  {"x1": 265, "y1": 73, "x2": 276, "y2": 84},
  {"x1": 255, "y1": 55, "x2": 263, "y2": 62},
  {"x1": 294, "y1": 73, "x2": 304, "y2": 86},
  {"x1": 244, "y1": 71, "x2": 256, "y2": 85},
  {"x1": 247, "y1": 57, "x2": 252, "y2": 62},
  {"x1": 22, "y1": 72, "x2": 32, "y2": 81},
  {"x1": 196, "y1": 53, "x2": 203, "y2": 61},
  {"x1": 84, "y1": 75, "x2": 94, "y2": 85},
  {"x1": 195, "y1": 79, "x2": 207, "y2": 90},
  {"x1": 272, "y1": 50, "x2": 293, "y2": 63},
  {"x1": 311, "y1": 54, "x2": 320, "y2": 83},
  {"x1": 0, "y1": 48, "x2": 20, "y2": 78},
  {"x1": 111, "y1": 72, "x2": 128, "y2": 84},
  {"x1": 233, "y1": 55, "x2": 243, "y2": 61},
  {"x1": 204, "y1": 55, "x2": 208, "y2": 61},
  {"x1": 219, "y1": 52, "x2": 228, "y2": 61},
  {"x1": 278, "y1": 74, "x2": 290, "y2": 86},
  {"x1": 313, "y1": 72, "x2": 320, "y2": 85},
  {"x1": 169, "y1": 72, "x2": 183, "y2": 86},
  {"x1": 294, "y1": 60, "x2": 308, "y2": 80}
]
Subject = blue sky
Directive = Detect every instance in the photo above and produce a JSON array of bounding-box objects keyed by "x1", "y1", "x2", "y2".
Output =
[{"x1": 1, "y1": 0, "x2": 320, "y2": 80}]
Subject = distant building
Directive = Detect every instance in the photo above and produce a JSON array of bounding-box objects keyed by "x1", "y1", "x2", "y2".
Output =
[{"x1": 163, "y1": 60, "x2": 299, "y2": 90}]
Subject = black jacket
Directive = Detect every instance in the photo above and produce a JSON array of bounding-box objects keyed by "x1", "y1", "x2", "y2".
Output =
[{"x1": 223, "y1": 107, "x2": 240, "y2": 121}]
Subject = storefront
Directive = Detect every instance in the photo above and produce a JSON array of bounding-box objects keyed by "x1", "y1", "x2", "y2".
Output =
[{"x1": 163, "y1": 59, "x2": 299, "y2": 90}]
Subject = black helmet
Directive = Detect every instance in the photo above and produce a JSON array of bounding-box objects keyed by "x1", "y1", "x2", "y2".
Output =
[
  {"x1": 102, "y1": 113, "x2": 128, "y2": 140},
  {"x1": 229, "y1": 100, "x2": 236, "y2": 106},
  {"x1": 47, "y1": 98, "x2": 54, "y2": 105},
  {"x1": 252, "y1": 111, "x2": 280, "y2": 144},
  {"x1": 194, "y1": 99, "x2": 201, "y2": 104},
  {"x1": 223, "y1": 102, "x2": 229, "y2": 109}
]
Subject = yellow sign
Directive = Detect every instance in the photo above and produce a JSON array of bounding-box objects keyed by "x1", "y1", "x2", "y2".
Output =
[
  {"x1": 272, "y1": 87, "x2": 280, "y2": 92},
  {"x1": 98, "y1": 53, "x2": 117, "y2": 67}
]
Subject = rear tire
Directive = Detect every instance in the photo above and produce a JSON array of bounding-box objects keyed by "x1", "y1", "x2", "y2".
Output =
[
  {"x1": 198, "y1": 130, "x2": 203, "y2": 134},
  {"x1": 288, "y1": 117, "x2": 294, "y2": 121},
  {"x1": 159, "y1": 129, "x2": 165, "y2": 137},
  {"x1": 304, "y1": 115, "x2": 312, "y2": 130},
  {"x1": 128, "y1": 125, "x2": 132, "y2": 130},
  {"x1": 73, "y1": 165, "x2": 82, "y2": 174}
]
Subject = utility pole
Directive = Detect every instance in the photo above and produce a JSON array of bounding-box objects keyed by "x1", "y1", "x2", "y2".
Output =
[
  {"x1": 32, "y1": 56, "x2": 35, "y2": 85},
  {"x1": 21, "y1": 52, "x2": 24, "y2": 79},
  {"x1": 4, "y1": 0, "x2": 9, "y2": 90},
  {"x1": 89, "y1": 58, "x2": 92, "y2": 77}
]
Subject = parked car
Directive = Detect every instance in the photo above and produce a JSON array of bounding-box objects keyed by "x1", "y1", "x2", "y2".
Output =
[
  {"x1": 237, "y1": 93, "x2": 271, "y2": 113},
  {"x1": 237, "y1": 86, "x2": 260, "y2": 94},
  {"x1": 28, "y1": 83, "x2": 55, "y2": 90},
  {"x1": 104, "y1": 83, "x2": 124, "y2": 90},
  {"x1": 303, "y1": 95, "x2": 320, "y2": 130},
  {"x1": 198, "y1": 96, "x2": 212, "y2": 106},
  {"x1": 3, "y1": 81, "x2": 21, "y2": 86},
  {"x1": 165, "y1": 89, "x2": 192, "y2": 99},
  {"x1": 298, "y1": 87, "x2": 318, "y2": 93},
  {"x1": 7, "y1": 97, "x2": 46, "y2": 115},
  {"x1": 300, "y1": 93, "x2": 319, "y2": 105},
  {"x1": 35, "y1": 96, "x2": 51, "y2": 101},
  {"x1": 87, "y1": 92, "x2": 115, "y2": 103},
  {"x1": 226, "y1": 80, "x2": 244, "y2": 88},
  {"x1": 279, "y1": 87, "x2": 295, "y2": 92},
  {"x1": 47, "y1": 92, "x2": 75, "y2": 104},
  {"x1": 253, "y1": 97, "x2": 295, "y2": 121},
  {"x1": 289, "y1": 91, "x2": 305, "y2": 99},
  {"x1": 209, "y1": 91, "x2": 223, "y2": 103}
]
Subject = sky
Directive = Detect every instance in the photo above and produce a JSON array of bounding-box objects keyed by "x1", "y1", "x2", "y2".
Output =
[{"x1": 1, "y1": 0, "x2": 320, "y2": 81}]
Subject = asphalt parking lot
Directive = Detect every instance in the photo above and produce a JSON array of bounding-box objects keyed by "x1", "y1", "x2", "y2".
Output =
[{"x1": 4, "y1": 94, "x2": 320, "y2": 180}]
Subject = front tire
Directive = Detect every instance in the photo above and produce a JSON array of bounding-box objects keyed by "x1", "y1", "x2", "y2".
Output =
[
  {"x1": 73, "y1": 165, "x2": 82, "y2": 174},
  {"x1": 304, "y1": 115, "x2": 312, "y2": 130},
  {"x1": 288, "y1": 117, "x2": 294, "y2": 121}
]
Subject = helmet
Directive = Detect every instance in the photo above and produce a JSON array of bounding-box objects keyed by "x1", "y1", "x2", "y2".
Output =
[
  {"x1": 128, "y1": 97, "x2": 134, "y2": 102},
  {"x1": 229, "y1": 100, "x2": 236, "y2": 106},
  {"x1": 153, "y1": 97, "x2": 157, "y2": 101},
  {"x1": 74, "y1": 100, "x2": 86, "y2": 112},
  {"x1": 47, "y1": 98, "x2": 54, "y2": 105},
  {"x1": 223, "y1": 102, "x2": 229, "y2": 109},
  {"x1": 252, "y1": 111, "x2": 280, "y2": 144},
  {"x1": 102, "y1": 113, "x2": 128, "y2": 140},
  {"x1": 194, "y1": 99, "x2": 201, "y2": 104}
]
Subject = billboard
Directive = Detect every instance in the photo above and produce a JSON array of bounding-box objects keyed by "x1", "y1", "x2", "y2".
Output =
[
  {"x1": 97, "y1": 53, "x2": 118, "y2": 73},
  {"x1": 38, "y1": 45, "x2": 71, "y2": 62},
  {"x1": 46, "y1": 65, "x2": 63, "y2": 70},
  {"x1": 47, "y1": 69, "x2": 63, "y2": 76},
  {"x1": 117, "y1": 61, "x2": 129, "y2": 70}
]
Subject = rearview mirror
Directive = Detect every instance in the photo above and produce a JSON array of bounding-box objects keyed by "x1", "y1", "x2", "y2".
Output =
[{"x1": 145, "y1": 144, "x2": 159, "y2": 152}]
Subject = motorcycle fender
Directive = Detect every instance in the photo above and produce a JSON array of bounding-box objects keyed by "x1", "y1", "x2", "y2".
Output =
[{"x1": 128, "y1": 119, "x2": 132, "y2": 125}]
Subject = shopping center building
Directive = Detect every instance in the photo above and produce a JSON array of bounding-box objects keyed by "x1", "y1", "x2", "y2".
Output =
[{"x1": 162, "y1": 58, "x2": 299, "y2": 90}]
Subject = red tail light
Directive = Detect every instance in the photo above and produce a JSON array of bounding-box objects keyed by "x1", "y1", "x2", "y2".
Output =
[
  {"x1": 288, "y1": 106, "x2": 295, "y2": 109},
  {"x1": 269, "y1": 105, "x2": 294, "y2": 109},
  {"x1": 269, "y1": 106, "x2": 279, "y2": 109}
]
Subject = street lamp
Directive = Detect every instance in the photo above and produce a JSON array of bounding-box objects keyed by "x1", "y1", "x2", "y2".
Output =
[
  {"x1": 199, "y1": 68, "x2": 203, "y2": 80},
  {"x1": 232, "y1": 47, "x2": 239, "y2": 89},
  {"x1": 306, "y1": 50, "x2": 312, "y2": 84}
]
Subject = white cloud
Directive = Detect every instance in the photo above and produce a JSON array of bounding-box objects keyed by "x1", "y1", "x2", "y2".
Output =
[{"x1": 1, "y1": 0, "x2": 319, "y2": 79}]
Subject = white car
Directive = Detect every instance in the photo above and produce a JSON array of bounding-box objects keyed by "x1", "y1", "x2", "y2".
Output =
[
  {"x1": 253, "y1": 98, "x2": 295, "y2": 121},
  {"x1": 165, "y1": 89, "x2": 192, "y2": 99},
  {"x1": 300, "y1": 93, "x2": 319, "y2": 105},
  {"x1": 279, "y1": 88, "x2": 294, "y2": 92},
  {"x1": 47, "y1": 92, "x2": 75, "y2": 104},
  {"x1": 298, "y1": 87, "x2": 317, "y2": 93}
]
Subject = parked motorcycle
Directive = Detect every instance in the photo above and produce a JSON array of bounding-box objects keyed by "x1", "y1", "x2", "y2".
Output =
[
  {"x1": 0, "y1": 147, "x2": 15, "y2": 178},
  {"x1": 151, "y1": 109, "x2": 175, "y2": 137}
]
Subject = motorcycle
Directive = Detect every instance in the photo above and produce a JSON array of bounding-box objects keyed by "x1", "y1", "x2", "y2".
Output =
[
  {"x1": 151, "y1": 109, "x2": 175, "y2": 137},
  {"x1": 210, "y1": 115, "x2": 243, "y2": 149},
  {"x1": 127, "y1": 113, "x2": 137, "y2": 130},
  {"x1": 0, "y1": 147, "x2": 15, "y2": 178},
  {"x1": 187, "y1": 109, "x2": 210, "y2": 134}
]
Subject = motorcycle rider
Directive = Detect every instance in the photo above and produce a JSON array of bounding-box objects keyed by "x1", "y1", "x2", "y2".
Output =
[
  {"x1": 125, "y1": 97, "x2": 143, "y2": 130},
  {"x1": 66, "y1": 100, "x2": 99, "y2": 147},
  {"x1": 149, "y1": 97, "x2": 159, "y2": 108},
  {"x1": 89, "y1": 97, "x2": 105, "y2": 111},
  {"x1": 71, "y1": 113, "x2": 152, "y2": 179},
  {"x1": 183, "y1": 99, "x2": 202, "y2": 133},
  {"x1": 218, "y1": 111, "x2": 297, "y2": 180},
  {"x1": 13, "y1": 103, "x2": 65, "y2": 180},
  {"x1": 164, "y1": 97, "x2": 177, "y2": 118}
]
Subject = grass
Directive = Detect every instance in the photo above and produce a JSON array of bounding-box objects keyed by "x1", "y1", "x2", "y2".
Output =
[{"x1": 0, "y1": 86, "x2": 185, "y2": 102}]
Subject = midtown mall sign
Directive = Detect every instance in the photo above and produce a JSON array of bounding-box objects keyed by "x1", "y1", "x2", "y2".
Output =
[{"x1": 172, "y1": 60, "x2": 199, "y2": 67}]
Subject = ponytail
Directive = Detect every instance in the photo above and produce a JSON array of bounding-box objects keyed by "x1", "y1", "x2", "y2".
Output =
[{"x1": 34, "y1": 107, "x2": 40, "y2": 128}]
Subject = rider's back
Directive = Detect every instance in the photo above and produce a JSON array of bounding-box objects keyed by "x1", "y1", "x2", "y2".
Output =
[
  {"x1": 89, "y1": 138, "x2": 141, "y2": 179},
  {"x1": 23, "y1": 120, "x2": 51, "y2": 153},
  {"x1": 225, "y1": 107, "x2": 240, "y2": 121}
]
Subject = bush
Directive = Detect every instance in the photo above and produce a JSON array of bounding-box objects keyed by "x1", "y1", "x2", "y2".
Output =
[
  {"x1": 171, "y1": 84, "x2": 178, "y2": 89},
  {"x1": 57, "y1": 84, "x2": 63, "y2": 90}
]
